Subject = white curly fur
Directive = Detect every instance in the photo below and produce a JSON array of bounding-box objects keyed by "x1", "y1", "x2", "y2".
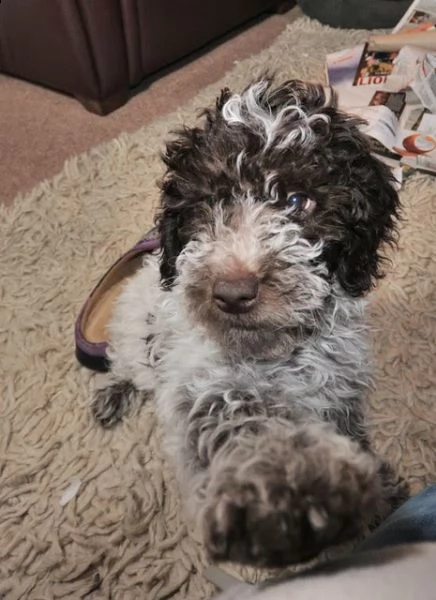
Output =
[
  {"x1": 221, "y1": 79, "x2": 330, "y2": 150},
  {"x1": 97, "y1": 200, "x2": 374, "y2": 514}
]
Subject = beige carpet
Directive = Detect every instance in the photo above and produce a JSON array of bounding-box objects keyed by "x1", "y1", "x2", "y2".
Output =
[{"x1": 1, "y1": 16, "x2": 435, "y2": 600}]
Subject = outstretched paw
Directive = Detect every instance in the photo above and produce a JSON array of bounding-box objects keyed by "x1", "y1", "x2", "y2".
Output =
[{"x1": 202, "y1": 429, "x2": 383, "y2": 566}]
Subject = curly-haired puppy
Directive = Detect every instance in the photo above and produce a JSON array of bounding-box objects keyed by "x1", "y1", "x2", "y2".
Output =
[{"x1": 92, "y1": 78, "x2": 407, "y2": 567}]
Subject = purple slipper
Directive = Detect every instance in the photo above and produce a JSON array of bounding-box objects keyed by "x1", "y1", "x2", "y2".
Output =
[{"x1": 75, "y1": 229, "x2": 160, "y2": 372}]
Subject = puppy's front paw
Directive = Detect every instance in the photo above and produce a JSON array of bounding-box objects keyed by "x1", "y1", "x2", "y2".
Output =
[
  {"x1": 202, "y1": 430, "x2": 382, "y2": 566},
  {"x1": 91, "y1": 379, "x2": 139, "y2": 427}
]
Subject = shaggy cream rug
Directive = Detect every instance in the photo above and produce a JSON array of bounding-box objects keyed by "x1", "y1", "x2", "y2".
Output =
[{"x1": 1, "y1": 16, "x2": 435, "y2": 600}]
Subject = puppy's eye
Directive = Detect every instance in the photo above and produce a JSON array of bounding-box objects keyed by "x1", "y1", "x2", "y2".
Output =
[{"x1": 286, "y1": 192, "x2": 316, "y2": 215}]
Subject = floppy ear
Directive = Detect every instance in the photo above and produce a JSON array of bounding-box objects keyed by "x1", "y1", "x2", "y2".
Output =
[
  {"x1": 156, "y1": 201, "x2": 183, "y2": 289},
  {"x1": 157, "y1": 127, "x2": 201, "y2": 289},
  {"x1": 156, "y1": 84, "x2": 236, "y2": 289},
  {"x1": 334, "y1": 154, "x2": 400, "y2": 297}
]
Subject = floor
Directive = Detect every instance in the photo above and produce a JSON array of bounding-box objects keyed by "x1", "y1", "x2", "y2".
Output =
[{"x1": 0, "y1": 6, "x2": 301, "y2": 207}]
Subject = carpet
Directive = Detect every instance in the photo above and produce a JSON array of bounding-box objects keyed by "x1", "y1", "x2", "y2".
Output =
[{"x1": 1, "y1": 16, "x2": 435, "y2": 600}]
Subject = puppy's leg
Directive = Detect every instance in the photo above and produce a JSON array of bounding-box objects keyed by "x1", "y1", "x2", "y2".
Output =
[
  {"x1": 91, "y1": 328, "x2": 158, "y2": 427},
  {"x1": 91, "y1": 256, "x2": 160, "y2": 427},
  {"x1": 335, "y1": 402, "x2": 409, "y2": 517},
  {"x1": 373, "y1": 460, "x2": 409, "y2": 523},
  {"x1": 198, "y1": 421, "x2": 391, "y2": 567},
  {"x1": 91, "y1": 374, "x2": 146, "y2": 427}
]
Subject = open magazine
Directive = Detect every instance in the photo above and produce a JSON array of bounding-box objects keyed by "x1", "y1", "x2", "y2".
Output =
[
  {"x1": 326, "y1": 0, "x2": 436, "y2": 177},
  {"x1": 393, "y1": 0, "x2": 436, "y2": 33}
]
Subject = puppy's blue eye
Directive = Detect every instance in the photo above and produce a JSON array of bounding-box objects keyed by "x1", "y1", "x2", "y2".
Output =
[
  {"x1": 286, "y1": 192, "x2": 316, "y2": 215},
  {"x1": 287, "y1": 193, "x2": 303, "y2": 208}
]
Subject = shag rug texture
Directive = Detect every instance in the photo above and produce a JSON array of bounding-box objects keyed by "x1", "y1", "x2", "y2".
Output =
[{"x1": 1, "y1": 16, "x2": 435, "y2": 600}]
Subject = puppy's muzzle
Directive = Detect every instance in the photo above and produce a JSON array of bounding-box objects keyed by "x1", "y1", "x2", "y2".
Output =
[{"x1": 212, "y1": 275, "x2": 259, "y2": 314}]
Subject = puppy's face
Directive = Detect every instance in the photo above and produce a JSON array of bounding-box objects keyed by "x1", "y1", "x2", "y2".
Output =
[{"x1": 157, "y1": 79, "x2": 399, "y2": 358}]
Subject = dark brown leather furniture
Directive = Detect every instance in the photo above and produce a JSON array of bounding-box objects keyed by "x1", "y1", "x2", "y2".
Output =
[{"x1": 0, "y1": 0, "x2": 280, "y2": 115}]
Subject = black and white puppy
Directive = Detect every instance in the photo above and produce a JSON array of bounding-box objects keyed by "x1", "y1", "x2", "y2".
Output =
[{"x1": 92, "y1": 78, "x2": 406, "y2": 567}]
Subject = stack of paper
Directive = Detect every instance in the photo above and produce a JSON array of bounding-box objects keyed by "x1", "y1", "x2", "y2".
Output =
[{"x1": 326, "y1": 0, "x2": 436, "y2": 180}]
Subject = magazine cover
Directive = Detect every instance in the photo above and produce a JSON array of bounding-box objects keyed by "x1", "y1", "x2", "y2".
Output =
[
  {"x1": 325, "y1": 45, "x2": 365, "y2": 87},
  {"x1": 353, "y1": 43, "x2": 398, "y2": 86}
]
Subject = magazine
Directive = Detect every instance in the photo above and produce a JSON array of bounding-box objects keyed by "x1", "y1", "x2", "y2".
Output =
[
  {"x1": 325, "y1": 0, "x2": 436, "y2": 178},
  {"x1": 352, "y1": 45, "x2": 398, "y2": 86},
  {"x1": 326, "y1": 46, "x2": 411, "y2": 90},
  {"x1": 393, "y1": 0, "x2": 436, "y2": 33},
  {"x1": 334, "y1": 79, "x2": 434, "y2": 163},
  {"x1": 368, "y1": 0, "x2": 436, "y2": 53},
  {"x1": 332, "y1": 52, "x2": 436, "y2": 174},
  {"x1": 411, "y1": 51, "x2": 436, "y2": 111},
  {"x1": 325, "y1": 45, "x2": 365, "y2": 87}
]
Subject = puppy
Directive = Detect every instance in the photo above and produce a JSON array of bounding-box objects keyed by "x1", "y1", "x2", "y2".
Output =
[{"x1": 92, "y1": 77, "x2": 406, "y2": 567}]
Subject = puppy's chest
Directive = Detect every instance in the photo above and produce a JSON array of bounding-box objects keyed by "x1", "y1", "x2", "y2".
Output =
[{"x1": 153, "y1": 319, "x2": 369, "y2": 417}]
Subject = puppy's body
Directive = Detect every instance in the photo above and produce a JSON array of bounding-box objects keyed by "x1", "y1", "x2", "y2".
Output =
[
  {"x1": 107, "y1": 249, "x2": 368, "y2": 465},
  {"x1": 93, "y1": 78, "x2": 406, "y2": 566}
]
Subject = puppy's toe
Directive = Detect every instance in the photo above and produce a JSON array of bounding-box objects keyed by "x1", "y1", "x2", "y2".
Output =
[
  {"x1": 205, "y1": 482, "x2": 259, "y2": 563},
  {"x1": 204, "y1": 477, "x2": 300, "y2": 566}
]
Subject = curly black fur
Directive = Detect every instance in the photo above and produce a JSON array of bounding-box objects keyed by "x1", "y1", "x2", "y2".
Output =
[{"x1": 157, "y1": 77, "x2": 400, "y2": 296}]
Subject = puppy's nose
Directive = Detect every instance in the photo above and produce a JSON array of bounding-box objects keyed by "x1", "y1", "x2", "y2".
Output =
[{"x1": 212, "y1": 276, "x2": 259, "y2": 313}]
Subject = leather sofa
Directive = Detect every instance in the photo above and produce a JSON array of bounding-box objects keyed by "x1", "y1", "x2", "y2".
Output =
[{"x1": 0, "y1": 0, "x2": 281, "y2": 115}]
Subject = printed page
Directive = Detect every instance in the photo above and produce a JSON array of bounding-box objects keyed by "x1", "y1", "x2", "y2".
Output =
[
  {"x1": 398, "y1": 112, "x2": 436, "y2": 173},
  {"x1": 326, "y1": 45, "x2": 366, "y2": 87},
  {"x1": 411, "y1": 53, "x2": 436, "y2": 111},
  {"x1": 393, "y1": 0, "x2": 436, "y2": 33}
]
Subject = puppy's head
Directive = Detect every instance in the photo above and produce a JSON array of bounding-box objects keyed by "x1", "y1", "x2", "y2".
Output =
[{"x1": 157, "y1": 77, "x2": 399, "y2": 357}]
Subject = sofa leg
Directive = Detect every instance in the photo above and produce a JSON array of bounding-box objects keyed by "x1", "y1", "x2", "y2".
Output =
[
  {"x1": 273, "y1": 0, "x2": 297, "y2": 14},
  {"x1": 75, "y1": 89, "x2": 129, "y2": 116}
]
